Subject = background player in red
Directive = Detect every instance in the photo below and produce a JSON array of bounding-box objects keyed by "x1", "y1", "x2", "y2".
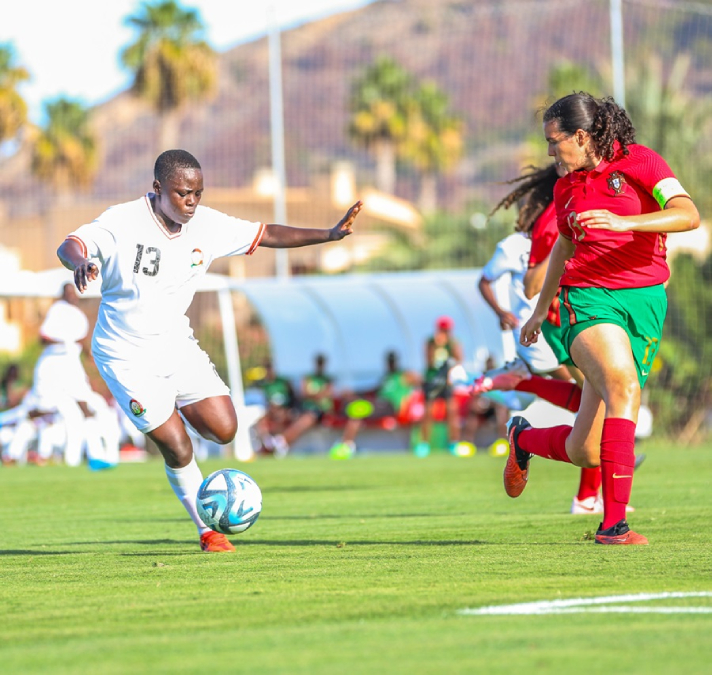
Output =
[{"x1": 507, "y1": 92, "x2": 700, "y2": 544}]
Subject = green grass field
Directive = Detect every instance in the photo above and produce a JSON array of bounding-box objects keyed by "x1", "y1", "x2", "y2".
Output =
[{"x1": 1, "y1": 441, "x2": 711, "y2": 674}]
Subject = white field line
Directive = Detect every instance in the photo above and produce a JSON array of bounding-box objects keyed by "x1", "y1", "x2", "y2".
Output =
[{"x1": 458, "y1": 591, "x2": 712, "y2": 616}]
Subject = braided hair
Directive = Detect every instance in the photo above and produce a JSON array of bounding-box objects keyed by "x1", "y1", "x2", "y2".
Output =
[
  {"x1": 543, "y1": 92, "x2": 636, "y2": 161},
  {"x1": 490, "y1": 163, "x2": 560, "y2": 234}
]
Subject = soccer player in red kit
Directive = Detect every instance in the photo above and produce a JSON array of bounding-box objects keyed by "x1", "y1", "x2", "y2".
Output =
[
  {"x1": 483, "y1": 164, "x2": 605, "y2": 512},
  {"x1": 507, "y1": 92, "x2": 700, "y2": 544}
]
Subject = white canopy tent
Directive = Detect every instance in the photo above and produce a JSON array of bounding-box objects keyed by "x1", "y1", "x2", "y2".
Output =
[{"x1": 226, "y1": 269, "x2": 511, "y2": 390}]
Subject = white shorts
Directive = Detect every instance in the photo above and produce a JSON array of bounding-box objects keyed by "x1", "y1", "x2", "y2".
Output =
[
  {"x1": 513, "y1": 327, "x2": 561, "y2": 375},
  {"x1": 93, "y1": 337, "x2": 230, "y2": 433}
]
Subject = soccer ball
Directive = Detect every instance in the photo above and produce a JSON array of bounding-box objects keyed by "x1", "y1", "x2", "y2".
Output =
[{"x1": 196, "y1": 469, "x2": 262, "y2": 535}]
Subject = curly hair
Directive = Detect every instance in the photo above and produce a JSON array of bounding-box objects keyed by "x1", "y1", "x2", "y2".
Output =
[
  {"x1": 490, "y1": 163, "x2": 560, "y2": 233},
  {"x1": 543, "y1": 92, "x2": 636, "y2": 161},
  {"x1": 154, "y1": 149, "x2": 202, "y2": 183}
]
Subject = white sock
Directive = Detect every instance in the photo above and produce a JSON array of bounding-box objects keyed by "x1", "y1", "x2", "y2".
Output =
[{"x1": 164, "y1": 456, "x2": 210, "y2": 536}]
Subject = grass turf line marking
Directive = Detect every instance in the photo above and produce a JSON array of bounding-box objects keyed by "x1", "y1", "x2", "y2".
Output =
[{"x1": 458, "y1": 591, "x2": 712, "y2": 616}]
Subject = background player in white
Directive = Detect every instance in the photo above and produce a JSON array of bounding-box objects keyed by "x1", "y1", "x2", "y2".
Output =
[
  {"x1": 2, "y1": 284, "x2": 120, "y2": 467},
  {"x1": 32, "y1": 283, "x2": 120, "y2": 468},
  {"x1": 57, "y1": 149, "x2": 362, "y2": 553},
  {"x1": 477, "y1": 231, "x2": 569, "y2": 382}
]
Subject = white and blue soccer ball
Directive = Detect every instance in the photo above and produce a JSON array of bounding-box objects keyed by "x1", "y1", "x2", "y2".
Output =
[{"x1": 196, "y1": 469, "x2": 262, "y2": 535}]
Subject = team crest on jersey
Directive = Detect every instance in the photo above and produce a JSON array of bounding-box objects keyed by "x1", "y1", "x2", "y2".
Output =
[
  {"x1": 607, "y1": 171, "x2": 627, "y2": 195},
  {"x1": 129, "y1": 399, "x2": 146, "y2": 417},
  {"x1": 190, "y1": 248, "x2": 204, "y2": 267}
]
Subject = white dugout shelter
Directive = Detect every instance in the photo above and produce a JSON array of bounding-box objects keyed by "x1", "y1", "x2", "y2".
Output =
[
  {"x1": 0, "y1": 267, "x2": 517, "y2": 455},
  {"x1": 4, "y1": 267, "x2": 513, "y2": 395}
]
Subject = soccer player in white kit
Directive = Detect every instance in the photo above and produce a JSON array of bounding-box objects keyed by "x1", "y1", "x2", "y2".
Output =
[
  {"x1": 477, "y1": 231, "x2": 567, "y2": 378},
  {"x1": 30, "y1": 283, "x2": 120, "y2": 468},
  {"x1": 57, "y1": 149, "x2": 362, "y2": 552}
]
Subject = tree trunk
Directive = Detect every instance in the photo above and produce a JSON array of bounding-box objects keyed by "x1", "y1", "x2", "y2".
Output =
[
  {"x1": 374, "y1": 140, "x2": 396, "y2": 195},
  {"x1": 158, "y1": 110, "x2": 181, "y2": 154},
  {"x1": 418, "y1": 172, "x2": 438, "y2": 213}
]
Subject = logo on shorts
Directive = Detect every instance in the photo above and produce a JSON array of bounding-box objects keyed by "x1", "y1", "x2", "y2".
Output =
[
  {"x1": 129, "y1": 399, "x2": 146, "y2": 417},
  {"x1": 190, "y1": 248, "x2": 204, "y2": 267},
  {"x1": 607, "y1": 171, "x2": 627, "y2": 195}
]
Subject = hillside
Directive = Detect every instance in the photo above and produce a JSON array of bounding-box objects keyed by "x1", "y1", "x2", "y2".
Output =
[{"x1": 0, "y1": 0, "x2": 708, "y2": 218}]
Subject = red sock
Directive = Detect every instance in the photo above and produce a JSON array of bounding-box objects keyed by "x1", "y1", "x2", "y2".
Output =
[
  {"x1": 518, "y1": 425, "x2": 573, "y2": 463},
  {"x1": 515, "y1": 377, "x2": 581, "y2": 412},
  {"x1": 600, "y1": 418, "x2": 636, "y2": 529},
  {"x1": 576, "y1": 467, "x2": 602, "y2": 501}
]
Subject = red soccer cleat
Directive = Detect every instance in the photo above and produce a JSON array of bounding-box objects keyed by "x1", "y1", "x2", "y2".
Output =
[
  {"x1": 200, "y1": 531, "x2": 236, "y2": 552},
  {"x1": 503, "y1": 416, "x2": 532, "y2": 498},
  {"x1": 594, "y1": 520, "x2": 648, "y2": 545}
]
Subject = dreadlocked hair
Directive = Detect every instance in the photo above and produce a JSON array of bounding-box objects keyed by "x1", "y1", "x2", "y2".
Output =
[{"x1": 489, "y1": 164, "x2": 559, "y2": 233}]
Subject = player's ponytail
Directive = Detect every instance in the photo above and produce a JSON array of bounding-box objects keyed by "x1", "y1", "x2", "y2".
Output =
[{"x1": 591, "y1": 97, "x2": 636, "y2": 160}]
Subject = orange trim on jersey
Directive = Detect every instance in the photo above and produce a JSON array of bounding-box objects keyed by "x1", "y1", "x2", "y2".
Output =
[
  {"x1": 561, "y1": 287, "x2": 578, "y2": 326},
  {"x1": 66, "y1": 235, "x2": 88, "y2": 258},
  {"x1": 143, "y1": 193, "x2": 184, "y2": 240},
  {"x1": 246, "y1": 222, "x2": 266, "y2": 255}
]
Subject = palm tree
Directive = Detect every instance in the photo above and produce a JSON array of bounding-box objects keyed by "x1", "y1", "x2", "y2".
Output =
[
  {"x1": 31, "y1": 97, "x2": 98, "y2": 199},
  {"x1": 0, "y1": 43, "x2": 30, "y2": 145},
  {"x1": 348, "y1": 56, "x2": 413, "y2": 195},
  {"x1": 121, "y1": 0, "x2": 217, "y2": 151},
  {"x1": 399, "y1": 81, "x2": 464, "y2": 213}
]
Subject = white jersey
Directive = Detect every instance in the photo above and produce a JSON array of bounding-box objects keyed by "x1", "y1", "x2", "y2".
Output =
[
  {"x1": 480, "y1": 232, "x2": 534, "y2": 321},
  {"x1": 40, "y1": 300, "x2": 89, "y2": 345},
  {"x1": 481, "y1": 232, "x2": 559, "y2": 374},
  {"x1": 68, "y1": 194, "x2": 264, "y2": 360},
  {"x1": 34, "y1": 299, "x2": 93, "y2": 405}
]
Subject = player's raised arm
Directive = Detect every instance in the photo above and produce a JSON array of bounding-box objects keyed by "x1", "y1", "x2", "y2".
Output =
[
  {"x1": 259, "y1": 201, "x2": 362, "y2": 249},
  {"x1": 57, "y1": 238, "x2": 99, "y2": 294}
]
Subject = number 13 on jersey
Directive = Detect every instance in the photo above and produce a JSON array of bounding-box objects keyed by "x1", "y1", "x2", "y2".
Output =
[{"x1": 133, "y1": 244, "x2": 161, "y2": 277}]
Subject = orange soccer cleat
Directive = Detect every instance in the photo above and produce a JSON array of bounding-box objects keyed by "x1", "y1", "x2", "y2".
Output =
[
  {"x1": 200, "y1": 531, "x2": 236, "y2": 552},
  {"x1": 503, "y1": 416, "x2": 532, "y2": 498},
  {"x1": 594, "y1": 520, "x2": 649, "y2": 545}
]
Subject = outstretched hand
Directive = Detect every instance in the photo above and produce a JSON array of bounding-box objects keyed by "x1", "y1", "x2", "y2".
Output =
[
  {"x1": 329, "y1": 201, "x2": 363, "y2": 241},
  {"x1": 74, "y1": 261, "x2": 99, "y2": 293}
]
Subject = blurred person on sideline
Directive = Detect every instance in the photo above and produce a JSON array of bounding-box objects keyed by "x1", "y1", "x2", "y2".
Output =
[
  {"x1": 505, "y1": 93, "x2": 699, "y2": 545},
  {"x1": 329, "y1": 350, "x2": 420, "y2": 458},
  {"x1": 459, "y1": 356, "x2": 510, "y2": 449},
  {"x1": 260, "y1": 353, "x2": 335, "y2": 457},
  {"x1": 414, "y1": 316, "x2": 469, "y2": 457},
  {"x1": 0, "y1": 363, "x2": 26, "y2": 410},
  {"x1": 57, "y1": 148, "x2": 362, "y2": 552},
  {"x1": 253, "y1": 359, "x2": 299, "y2": 454}
]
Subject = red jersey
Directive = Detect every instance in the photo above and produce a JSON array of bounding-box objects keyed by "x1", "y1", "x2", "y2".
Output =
[
  {"x1": 528, "y1": 202, "x2": 561, "y2": 326},
  {"x1": 555, "y1": 143, "x2": 688, "y2": 289}
]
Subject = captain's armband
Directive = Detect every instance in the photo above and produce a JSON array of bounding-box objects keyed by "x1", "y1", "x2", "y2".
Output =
[{"x1": 652, "y1": 177, "x2": 689, "y2": 209}]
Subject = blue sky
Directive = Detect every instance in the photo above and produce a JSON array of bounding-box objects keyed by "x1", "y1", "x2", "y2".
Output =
[{"x1": 2, "y1": 0, "x2": 374, "y2": 123}]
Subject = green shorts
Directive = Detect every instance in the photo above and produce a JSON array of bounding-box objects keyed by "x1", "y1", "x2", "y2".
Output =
[
  {"x1": 541, "y1": 320, "x2": 574, "y2": 367},
  {"x1": 560, "y1": 284, "x2": 667, "y2": 389}
]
